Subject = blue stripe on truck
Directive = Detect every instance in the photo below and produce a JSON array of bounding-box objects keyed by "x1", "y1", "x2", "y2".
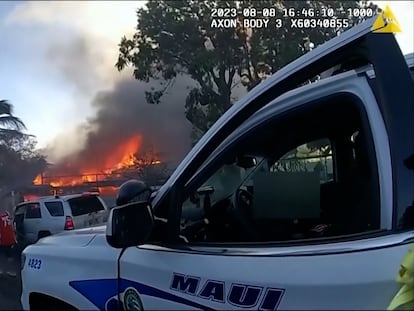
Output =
[{"x1": 69, "y1": 278, "x2": 214, "y2": 311}]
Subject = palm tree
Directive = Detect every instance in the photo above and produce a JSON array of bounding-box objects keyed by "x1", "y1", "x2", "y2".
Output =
[{"x1": 0, "y1": 99, "x2": 26, "y2": 141}]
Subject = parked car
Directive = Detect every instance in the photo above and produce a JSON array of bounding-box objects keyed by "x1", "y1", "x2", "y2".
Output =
[
  {"x1": 21, "y1": 16, "x2": 414, "y2": 310},
  {"x1": 14, "y1": 192, "x2": 109, "y2": 244}
]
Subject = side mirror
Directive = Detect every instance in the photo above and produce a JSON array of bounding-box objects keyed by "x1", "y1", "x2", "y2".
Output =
[
  {"x1": 236, "y1": 155, "x2": 257, "y2": 169},
  {"x1": 106, "y1": 201, "x2": 154, "y2": 248}
]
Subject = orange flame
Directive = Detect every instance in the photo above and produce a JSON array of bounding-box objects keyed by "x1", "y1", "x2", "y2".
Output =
[
  {"x1": 104, "y1": 134, "x2": 142, "y2": 172},
  {"x1": 32, "y1": 134, "x2": 152, "y2": 188},
  {"x1": 23, "y1": 194, "x2": 41, "y2": 202},
  {"x1": 33, "y1": 175, "x2": 42, "y2": 185},
  {"x1": 98, "y1": 186, "x2": 119, "y2": 196}
]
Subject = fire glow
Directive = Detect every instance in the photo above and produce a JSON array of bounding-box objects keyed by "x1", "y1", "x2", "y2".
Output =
[{"x1": 32, "y1": 134, "x2": 160, "y2": 188}]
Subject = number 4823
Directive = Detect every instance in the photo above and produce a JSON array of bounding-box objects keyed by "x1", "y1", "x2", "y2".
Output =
[{"x1": 28, "y1": 258, "x2": 42, "y2": 269}]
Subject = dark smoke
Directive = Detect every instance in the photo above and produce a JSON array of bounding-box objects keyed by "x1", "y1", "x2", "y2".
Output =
[{"x1": 47, "y1": 76, "x2": 193, "y2": 174}]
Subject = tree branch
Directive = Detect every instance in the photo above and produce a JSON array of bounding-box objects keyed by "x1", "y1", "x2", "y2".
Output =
[
  {"x1": 209, "y1": 68, "x2": 222, "y2": 91},
  {"x1": 227, "y1": 67, "x2": 236, "y2": 89},
  {"x1": 193, "y1": 70, "x2": 220, "y2": 98}
]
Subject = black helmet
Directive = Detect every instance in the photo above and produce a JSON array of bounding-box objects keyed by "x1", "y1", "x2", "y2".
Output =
[{"x1": 116, "y1": 179, "x2": 151, "y2": 206}]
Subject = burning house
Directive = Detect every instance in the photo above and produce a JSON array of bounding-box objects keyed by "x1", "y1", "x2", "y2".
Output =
[
  {"x1": 13, "y1": 73, "x2": 193, "y2": 205},
  {"x1": 21, "y1": 133, "x2": 165, "y2": 204}
]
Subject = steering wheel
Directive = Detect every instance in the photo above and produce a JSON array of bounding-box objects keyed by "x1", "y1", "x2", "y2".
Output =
[
  {"x1": 180, "y1": 188, "x2": 215, "y2": 242},
  {"x1": 229, "y1": 188, "x2": 259, "y2": 242}
]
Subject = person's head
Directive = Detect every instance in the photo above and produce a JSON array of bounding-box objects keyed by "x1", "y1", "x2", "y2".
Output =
[{"x1": 116, "y1": 179, "x2": 152, "y2": 206}]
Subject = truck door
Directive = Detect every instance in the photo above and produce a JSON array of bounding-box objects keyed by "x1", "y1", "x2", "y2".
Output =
[
  {"x1": 43, "y1": 201, "x2": 66, "y2": 234},
  {"x1": 24, "y1": 202, "x2": 42, "y2": 243},
  {"x1": 115, "y1": 74, "x2": 413, "y2": 310},
  {"x1": 13, "y1": 204, "x2": 26, "y2": 244},
  {"x1": 89, "y1": 16, "x2": 414, "y2": 311}
]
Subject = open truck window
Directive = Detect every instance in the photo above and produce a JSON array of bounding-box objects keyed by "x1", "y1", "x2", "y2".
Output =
[{"x1": 181, "y1": 93, "x2": 381, "y2": 244}]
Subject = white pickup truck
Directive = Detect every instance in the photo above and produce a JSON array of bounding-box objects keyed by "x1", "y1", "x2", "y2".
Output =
[{"x1": 21, "y1": 15, "x2": 414, "y2": 311}]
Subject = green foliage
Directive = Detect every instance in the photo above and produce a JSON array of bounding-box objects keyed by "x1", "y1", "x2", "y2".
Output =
[
  {"x1": 0, "y1": 134, "x2": 48, "y2": 189},
  {"x1": 0, "y1": 99, "x2": 26, "y2": 141},
  {"x1": 117, "y1": 0, "x2": 377, "y2": 143},
  {"x1": 0, "y1": 100, "x2": 48, "y2": 189}
]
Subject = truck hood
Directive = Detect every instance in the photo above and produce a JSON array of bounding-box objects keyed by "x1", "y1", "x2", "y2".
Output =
[{"x1": 35, "y1": 225, "x2": 107, "y2": 247}]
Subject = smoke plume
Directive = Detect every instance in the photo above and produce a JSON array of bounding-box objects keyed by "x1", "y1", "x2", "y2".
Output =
[
  {"x1": 46, "y1": 77, "x2": 193, "y2": 174},
  {"x1": 5, "y1": 1, "x2": 194, "y2": 177}
]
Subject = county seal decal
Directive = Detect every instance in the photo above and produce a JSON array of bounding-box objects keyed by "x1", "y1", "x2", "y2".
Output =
[{"x1": 123, "y1": 287, "x2": 144, "y2": 311}]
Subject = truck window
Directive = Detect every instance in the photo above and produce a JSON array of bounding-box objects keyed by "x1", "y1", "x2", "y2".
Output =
[
  {"x1": 45, "y1": 201, "x2": 64, "y2": 217},
  {"x1": 181, "y1": 94, "x2": 381, "y2": 243},
  {"x1": 25, "y1": 203, "x2": 41, "y2": 219},
  {"x1": 270, "y1": 138, "x2": 334, "y2": 184},
  {"x1": 14, "y1": 205, "x2": 26, "y2": 216},
  {"x1": 68, "y1": 196, "x2": 105, "y2": 216}
]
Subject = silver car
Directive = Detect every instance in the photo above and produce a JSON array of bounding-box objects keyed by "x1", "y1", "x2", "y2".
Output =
[{"x1": 14, "y1": 192, "x2": 109, "y2": 244}]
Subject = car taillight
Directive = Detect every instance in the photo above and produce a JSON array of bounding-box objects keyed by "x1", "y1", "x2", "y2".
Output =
[{"x1": 64, "y1": 216, "x2": 74, "y2": 230}]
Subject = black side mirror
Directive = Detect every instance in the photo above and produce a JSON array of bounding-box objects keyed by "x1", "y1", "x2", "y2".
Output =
[
  {"x1": 106, "y1": 201, "x2": 154, "y2": 248},
  {"x1": 236, "y1": 155, "x2": 257, "y2": 169}
]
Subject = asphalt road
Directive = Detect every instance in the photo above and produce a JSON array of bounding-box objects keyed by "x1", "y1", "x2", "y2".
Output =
[{"x1": 0, "y1": 248, "x2": 23, "y2": 310}]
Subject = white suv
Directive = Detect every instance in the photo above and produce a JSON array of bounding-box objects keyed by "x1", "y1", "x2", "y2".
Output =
[{"x1": 13, "y1": 192, "x2": 109, "y2": 244}]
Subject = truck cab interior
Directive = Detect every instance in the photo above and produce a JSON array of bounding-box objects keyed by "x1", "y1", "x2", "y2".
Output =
[{"x1": 180, "y1": 93, "x2": 381, "y2": 244}]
